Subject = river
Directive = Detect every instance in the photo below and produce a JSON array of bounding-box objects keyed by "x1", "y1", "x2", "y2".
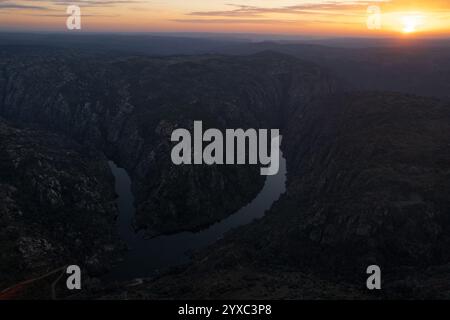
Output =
[{"x1": 106, "y1": 154, "x2": 286, "y2": 281}]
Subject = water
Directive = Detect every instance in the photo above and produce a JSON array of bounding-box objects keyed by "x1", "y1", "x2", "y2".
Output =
[{"x1": 106, "y1": 154, "x2": 287, "y2": 281}]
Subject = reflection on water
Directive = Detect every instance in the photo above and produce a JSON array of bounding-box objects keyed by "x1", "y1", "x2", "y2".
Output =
[{"x1": 106, "y1": 154, "x2": 286, "y2": 281}]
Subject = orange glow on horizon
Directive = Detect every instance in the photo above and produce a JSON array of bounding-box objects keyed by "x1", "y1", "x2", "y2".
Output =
[{"x1": 0, "y1": 1, "x2": 449, "y2": 37}]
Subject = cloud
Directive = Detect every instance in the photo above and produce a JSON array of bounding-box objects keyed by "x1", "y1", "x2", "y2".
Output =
[
  {"x1": 48, "y1": 0, "x2": 142, "y2": 6},
  {"x1": 173, "y1": 17, "x2": 361, "y2": 26},
  {"x1": 0, "y1": 3, "x2": 48, "y2": 10},
  {"x1": 187, "y1": 1, "x2": 390, "y2": 18},
  {"x1": 0, "y1": 0, "x2": 143, "y2": 11},
  {"x1": 29, "y1": 13, "x2": 120, "y2": 17},
  {"x1": 172, "y1": 18, "x2": 299, "y2": 24}
]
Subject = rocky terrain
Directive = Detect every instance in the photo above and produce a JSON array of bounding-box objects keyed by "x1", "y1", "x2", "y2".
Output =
[
  {"x1": 0, "y1": 47, "x2": 336, "y2": 296},
  {"x1": 101, "y1": 92, "x2": 450, "y2": 299},
  {"x1": 222, "y1": 42, "x2": 450, "y2": 101},
  {"x1": 282, "y1": 92, "x2": 450, "y2": 274},
  {"x1": 0, "y1": 117, "x2": 121, "y2": 293},
  {"x1": 1, "y1": 41, "x2": 450, "y2": 299},
  {"x1": 0, "y1": 48, "x2": 336, "y2": 237}
]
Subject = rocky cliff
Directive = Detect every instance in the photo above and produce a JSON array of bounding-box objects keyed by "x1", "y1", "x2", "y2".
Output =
[
  {"x1": 4, "y1": 45, "x2": 449, "y2": 299},
  {"x1": 0, "y1": 118, "x2": 121, "y2": 292},
  {"x1": 0, "y1": 48, "x2": 336, "y2": 236},
  {"x1": 110, "y1": 92, "x2": 450, "y2": 299}
]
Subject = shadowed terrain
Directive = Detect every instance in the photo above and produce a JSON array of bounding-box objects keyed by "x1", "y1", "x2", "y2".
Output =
[{"x1": 1, "y1": 36, "x2": 450, "y2": 299}]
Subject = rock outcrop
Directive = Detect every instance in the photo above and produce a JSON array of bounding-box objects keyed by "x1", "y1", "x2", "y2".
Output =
[
  {"x1": 0, "y1": 118, "x2": 121, "y2": 291},
  {"x1": 112, "y1": 92, "x2": 450, "y2": 299},
  {"x1": 0, "y1": 48, "x2": 336, "y2": 236},
  {"x1": 4, "y1": 45, "x2": 449, "y2": 299}
]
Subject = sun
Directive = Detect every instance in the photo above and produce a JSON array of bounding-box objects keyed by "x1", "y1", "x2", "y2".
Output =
[{"x1": 401, "y1": 14, "x2": 424, "y2": 33}]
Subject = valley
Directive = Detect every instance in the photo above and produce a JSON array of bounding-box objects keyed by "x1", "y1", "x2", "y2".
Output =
[{"x1": 1, "y1": 40, "x2": 450, "y2": 299}]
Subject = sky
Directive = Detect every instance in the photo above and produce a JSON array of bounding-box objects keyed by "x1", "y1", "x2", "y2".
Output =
[{"x1": 0, "y1": 0, "x2": 450, "y2": 36}]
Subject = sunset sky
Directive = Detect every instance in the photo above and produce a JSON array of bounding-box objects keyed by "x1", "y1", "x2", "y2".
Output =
[{"x1": 1, "y1": 0, "x2": 450, "y2": 36}]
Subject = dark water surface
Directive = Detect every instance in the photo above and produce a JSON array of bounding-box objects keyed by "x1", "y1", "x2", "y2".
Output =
[{"x1": 106, "y1": 155, "x2": 287, "y2": 281}]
